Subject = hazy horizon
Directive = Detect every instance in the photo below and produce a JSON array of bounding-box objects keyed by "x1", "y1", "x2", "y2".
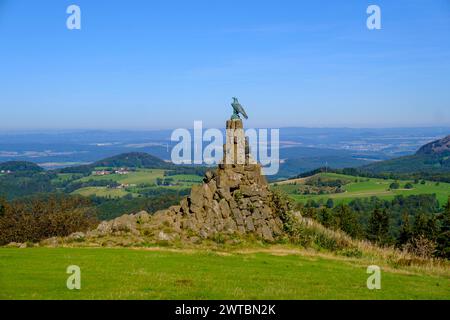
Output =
[{"x1": 1, "y1": 125, "x2": 450, "y2": 133}]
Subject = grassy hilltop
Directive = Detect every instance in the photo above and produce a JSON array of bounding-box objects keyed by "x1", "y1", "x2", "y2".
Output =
[{"x1": 0, "y1": 247, "x2": 449, "y2": 300}]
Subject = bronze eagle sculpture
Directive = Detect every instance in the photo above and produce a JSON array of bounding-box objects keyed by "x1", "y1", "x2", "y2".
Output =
[{"x1": 231, "y1": 97, "x2": 248, "y2": 120}]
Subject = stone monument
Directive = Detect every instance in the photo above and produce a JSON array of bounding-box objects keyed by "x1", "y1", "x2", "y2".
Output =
[
  {"x1": 150, "y1": 98, "x2": 284, "y2": 241},
  {"x1": 81, "y1": 99, "x2": 287, "y2": 245}
]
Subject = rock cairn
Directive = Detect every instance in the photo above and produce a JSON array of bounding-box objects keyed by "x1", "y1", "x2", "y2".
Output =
[{"x1": 154, "y1": 119, "x2": 284, "y2": 241}]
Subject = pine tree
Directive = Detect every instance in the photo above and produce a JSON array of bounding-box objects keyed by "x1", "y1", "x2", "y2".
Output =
[
  {"x1": 366, "y1": 207, "x2": 390, "y2": 245},
  {"x1": 436, "y1": 197, "x2": 450, "y2": 259},
  {"x1": 397, "y1": 212, "x2": 412, "y2": 247},
  {"x1": 413, "y1": 212, "x2": 429, "y2": 238}
]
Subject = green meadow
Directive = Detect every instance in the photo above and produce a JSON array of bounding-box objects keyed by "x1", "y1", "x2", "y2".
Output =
[
  {"x1": 274, "y1": 173, "x2": 450, "y2": 206},
  {"x1": 72, "y1": 187, "x2": 131, "y2": 198},
  {"x1": 0, "y1": 247, "x2": 448, "y2": 300}
]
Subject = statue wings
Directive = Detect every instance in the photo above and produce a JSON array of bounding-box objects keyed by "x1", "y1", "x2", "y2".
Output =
[{"x1": 232, "y1": 98, "x2": 248, "y2": 119}]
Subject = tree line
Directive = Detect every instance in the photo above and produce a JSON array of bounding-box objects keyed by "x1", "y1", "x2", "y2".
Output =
[{"x1": 298, "y1": 195, "x2": 450, "y2": 259}]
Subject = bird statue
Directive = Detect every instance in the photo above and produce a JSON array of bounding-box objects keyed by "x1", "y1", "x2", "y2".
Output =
[{"x1": 231, "y1": 97, "x2": 248, "y2": 120}]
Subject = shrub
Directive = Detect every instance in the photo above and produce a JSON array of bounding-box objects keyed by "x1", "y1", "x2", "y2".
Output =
[
  {"x1": 233, "y1": 190, "x2": 243, "y2": 201},
  {"x1": 326, "y1": 198, "x2": 334, "y2": 209},
  {"x1": 212, "y1": 233, "x2": 226, "y2": 244},
  {"x1": 0, "y1": 195, "x2": 98, "y2": 245},
  {"x1": 402, "y1": 236, "x2": 436, "y2": 259},
  {"x1": 338, "y1": 247, "x2": 363, "y2": 258},
  {"x1": 389, "y1": 182, "x2": 400, "y2": 190},
  {"x1": 280, "y1": 210, "x2": 355, "y2": 253}
]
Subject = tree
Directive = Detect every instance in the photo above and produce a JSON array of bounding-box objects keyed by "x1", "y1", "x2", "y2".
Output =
[
  {"x1": 389, "y1": 182, "x2": 400, "y2": 190},
  {"x1": 413, "y1": 212, "x2": 428, "y2": 237},
  {"x1": 332, "y1": 204, "x2": 361, "y2": 238},
  {"x1": 397, "y1": 212, "x2": 412, "y2": 247},
  {"x1": 436, "y1": 197, "x2": 450, "y2": 259},
  {"x1": 366, "y1": 208, "x2": 390, "y2": 245},
  {"x1": 326, "y1": 198, "x2": 334, "y2": 209},
  {"x1": 0, "y1": 198, "x2": 8, "y2": 217},
  {"x1": 404, "y1": 182, "x2": 413, "y2": 189},
  {"x1": 317, "y1": 208, "x2": 333, "y2": 228}
]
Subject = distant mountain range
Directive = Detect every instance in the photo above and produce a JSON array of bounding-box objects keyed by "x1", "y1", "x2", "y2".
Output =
[
  {"x1": 1, "y1": 127, "x2": 449, "y2": 169},
  {"x1": 361, "y1": 135, "x2": 450, "y2": 174},
  {"x1": 2, "y1": 134, "x2": 450, "y2": 180}
]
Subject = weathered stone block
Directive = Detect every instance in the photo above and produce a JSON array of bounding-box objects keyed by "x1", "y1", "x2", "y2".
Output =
[
  {"x1": 240, "y1": 185, "x2": 261, "y2": 197},
  {"x1": 217, "y1": 187, "x2": 232, "y2": 201},
  {"x1": 228, "y1": 198, "x2": 238, "y2": 209},
  {"x1": 261, "y1": 225, "x2": 274, "y2": 242},
  {"x1": 241, "y1": 209, "x2": 250, "y2": 218},
  {"x1": 219, "y1": 198, "x2": 231, "y2": 219},
  {"x1": 224, "y1": 218, "x2": 237, "y2": 232},
  {"x1": 207, "y1": 179, "x2": 217, "y2": 195},
  {"x1": 245, "y1": 217, "x2": 255, "y2": 231}
]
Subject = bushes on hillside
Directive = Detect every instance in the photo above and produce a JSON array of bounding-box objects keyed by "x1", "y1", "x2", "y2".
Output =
[{"x1": 0, "y1": 195, "x2": 98, "y2": 245}]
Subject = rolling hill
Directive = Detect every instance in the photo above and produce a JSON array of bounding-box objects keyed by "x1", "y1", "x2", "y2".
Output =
[
  {"x1": 0, "y1": 161, "x2": 44, "y2": 173},
  {"x1": 91, "y1": 152, "x2": 170, "y2": 169},
  {"x1": 56, "y1": 152, "x2": 174, "y2": 174}
]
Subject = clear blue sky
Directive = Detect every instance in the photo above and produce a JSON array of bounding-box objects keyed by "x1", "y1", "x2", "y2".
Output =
[{"x1": 1, "y1": 0, "x2": 449, "y2": 130}]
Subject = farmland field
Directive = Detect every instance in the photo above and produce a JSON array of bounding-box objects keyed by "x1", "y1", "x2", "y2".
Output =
[
  {"x1": 0, "y1": 247, "x2": 449, "y2": 300},
  {"x1": 71, "y1": 187, "x2": 132, "y2": 198},
  {"x1": 51, "y1": 173, "x2": 84, "y2": 183},
  {"x1": 63, "y1": 169, "x2": 202, "y2": 198},
  {"x1": 273, "y1": 173, "x2": 450, "y2": 206},
  {"x1": 76, "y1": 169, "x2": 166, "y2": 185}
]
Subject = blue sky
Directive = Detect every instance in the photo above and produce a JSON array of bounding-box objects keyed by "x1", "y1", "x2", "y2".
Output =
[{"x1": 0, "y1": 0, "x2": 449, "y2": 130}]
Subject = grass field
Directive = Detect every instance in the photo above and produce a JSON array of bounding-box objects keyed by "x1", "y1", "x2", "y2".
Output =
[
  {"x1": 71, "y1": 187, "x2": 132, "y2": 198},
  {"x1": 51, "y1": 173, "x2": 84, "y2": 183},
  {"x1": 274, "y1": 173, "x2": 450, "y2": 206},
  {"x1": 0, "y1": 247, "x2": 449, "y2": 300},
  {"x1": 169, "y1": 174, "x2": 203, "y2": 184}
]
